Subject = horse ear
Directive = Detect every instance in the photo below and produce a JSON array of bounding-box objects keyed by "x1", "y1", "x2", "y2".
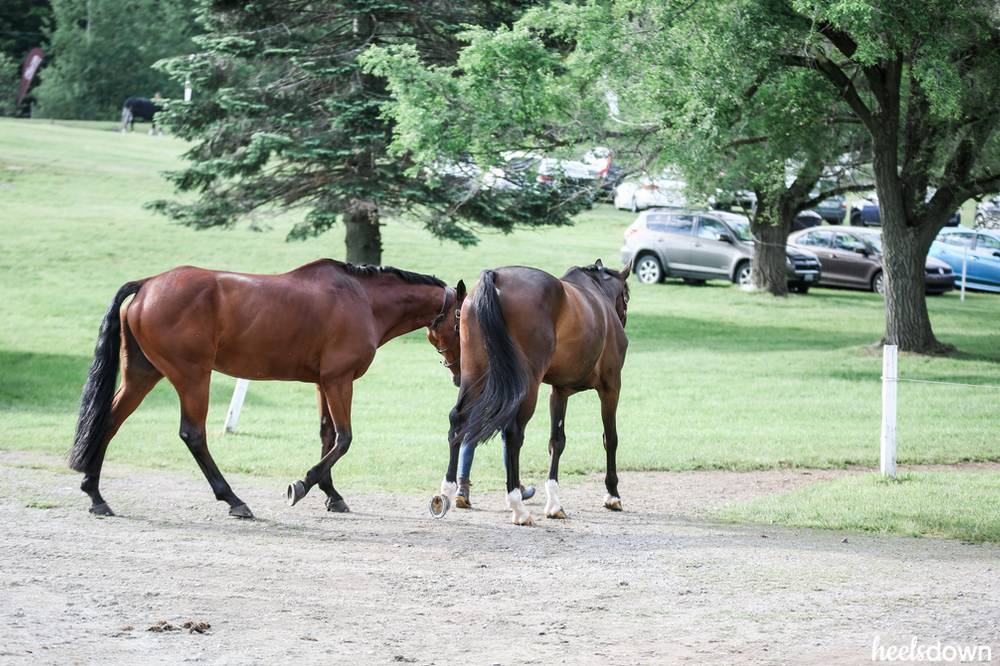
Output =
[
  {"x1": 456, "y1": 279, "x2": 466, "y2": 300},
  {"x1": 621, "y1": 259, "x2": 633, "y2": 280},
  {"x1": 594, "y1": 258, "x2": 604, "y2": 268}
]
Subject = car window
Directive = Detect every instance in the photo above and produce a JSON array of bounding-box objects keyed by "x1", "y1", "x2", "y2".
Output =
[
  {"x1": 798, "y1": 231, "x2": 831, "y2": 248},
  {"x1": 696, "y1": 218, "x2": 728, "y2": 240},
  {"x1": 976, "y1": 234, "x2": 1000, "y2": 250},
  {"x1": 647, "y1": 214, "x2": 694, "y2": 235},
  {"x1": 833, "y1": 232, "x2": 862, "y2": 251},
  {"x1": 941, "y1": 232, "x2": 975, "y2": 247}
]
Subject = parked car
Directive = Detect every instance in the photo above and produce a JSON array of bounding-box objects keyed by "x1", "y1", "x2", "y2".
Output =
[
  {"x1": 928, "y1": 228, "x2": 1000, "y2": 292},
  {"x1": 621, "y1": 209, "x2": 821, "y2": 292},
  {"x1": 792, "y1": 209, "x2": 823, "y2": 231},
  {"x1": 811, "y1": 194, "x2": 847, "y2": 224},
  {"x1": 850, "y1": 195, "x2": 961, "y2": 227},
  {"x1": 974, "y1": 195, "x2": 1000, "y2": 230},
  {"x1": 613, "y1": 175, "x2": 687, "y2": 211},
  {"x1": 788, "y1": 227, "x2": 955, "y2": 294}
]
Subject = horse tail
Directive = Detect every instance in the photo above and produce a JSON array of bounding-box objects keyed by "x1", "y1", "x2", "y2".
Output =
[
  {"x1": 455, "y1": 270, "x2": 529, "y2": 447},
  {"x1": 68, "y1": 281, "x2": 144, "y2": 473}
]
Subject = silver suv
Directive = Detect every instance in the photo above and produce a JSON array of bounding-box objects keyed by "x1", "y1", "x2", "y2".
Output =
[{"x1": 620, "y1": 209, "x2": 822, "y2": 293}]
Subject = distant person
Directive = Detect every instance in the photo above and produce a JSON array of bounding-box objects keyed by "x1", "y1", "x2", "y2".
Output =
[{"x1": 120, "y1": 94, "x2": 163, "y2": 134}]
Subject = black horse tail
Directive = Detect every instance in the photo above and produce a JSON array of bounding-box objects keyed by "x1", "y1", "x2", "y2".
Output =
[
  {"x1": 456, "y1": 270, "x2": 529, "y2": 447},
  {"x1": 68, "y1": 281, "x2": 144, "y2": 473}
]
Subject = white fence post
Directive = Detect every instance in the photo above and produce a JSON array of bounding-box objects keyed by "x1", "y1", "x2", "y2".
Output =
[
  {"x1": 880, "y1": 345, "x2": 898, "y2": 479},
  {"x1": 223, "y1": 379, "x2": 251, "y2": 434}
]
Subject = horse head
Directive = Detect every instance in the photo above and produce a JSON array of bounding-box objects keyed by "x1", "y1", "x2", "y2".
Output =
[
  {"x1": 581, "y1": 258, "x2": 631, "y2": 327},
  {"x1": 427, "y1": 279, "x2": 467, "y2": 386}
]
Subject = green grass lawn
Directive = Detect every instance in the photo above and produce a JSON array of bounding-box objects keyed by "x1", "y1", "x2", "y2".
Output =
[
  {"x1": 718, "y1": 472, "x2": 1000, "y2": 542},
  {"x1": 1, "y1": 118, "x2": 998, "y2": 496}
]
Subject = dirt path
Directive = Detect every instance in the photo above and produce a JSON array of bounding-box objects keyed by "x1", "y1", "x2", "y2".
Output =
[{"x1": 1, "y1": 452, "x2": 997, "y2": 665}]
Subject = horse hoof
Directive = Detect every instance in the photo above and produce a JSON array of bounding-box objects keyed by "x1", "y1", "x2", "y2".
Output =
[
  {"x1": 429, "y1": 494, "x2": 451, "y2": 519},
  {"x1": 89, "y1": 502, "x2": 114, "y2": 517},
  {"x1": 229, "y1": 504, "x2": 254, "y2": 519},
  {"x1": 546, "y1": 509, "x2": 567, "y2": 519},
  {"x1": 287, "y1": 481, "x2": 308, "y2": 507},
  {"x1": 604, "y1": 495, "x2": 623, "y2": 511},
  {"x1": 454, "y1": 495, "x2": 471, "y2": 509},
  {"x1": 326, "y1": 498, "x2": 350, "y2": 513},
  {"x1": 513, "y1": 515, "x2": 534, "y2": 527}
]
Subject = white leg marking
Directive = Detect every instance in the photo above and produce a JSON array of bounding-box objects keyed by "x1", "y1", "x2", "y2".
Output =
[
  {"x1": 506, "y1": 488, "x2": 533, "y2": 525},
  {"x1": 545, "y1": 479, "x2": 564, "y2": 518},
  {"x1": 440, "y1": 479, "x2": 457, "y2": 504},
  {"x1": 603, "y1": 493, "x2": 623, "y2": 511}
]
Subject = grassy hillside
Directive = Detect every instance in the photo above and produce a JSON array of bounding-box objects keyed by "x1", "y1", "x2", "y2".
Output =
[{"x1": 1, "y1": 118, "x2": 998, "y2": 497}]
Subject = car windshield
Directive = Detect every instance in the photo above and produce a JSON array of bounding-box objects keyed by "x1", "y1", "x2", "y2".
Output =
[{"x1": 729, "y1": 220, "x2": 754, "y2": 242}]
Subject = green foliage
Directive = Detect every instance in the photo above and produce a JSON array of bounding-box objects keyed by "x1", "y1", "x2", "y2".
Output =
[
  {"x1": 32, "y1": 0, "x2": 198, "y2": 120},
  {"x1": 0, "y1": 54, "x2": 19, "y2": 116},
  {"x1": 0, "y1": 0, "x2": 51, "y2": 63},
  {"x1": 151, "y1": 1, "x2": 585, "y2": 258}
]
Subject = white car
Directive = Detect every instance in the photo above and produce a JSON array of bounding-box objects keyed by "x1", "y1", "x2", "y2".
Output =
[{"x1": 613, "y1": 176, "x2": 687, "y2": 211}]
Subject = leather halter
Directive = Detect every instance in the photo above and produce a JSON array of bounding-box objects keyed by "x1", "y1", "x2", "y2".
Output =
[{"x1": 430, "y1": 287, "x2": 460, "y2": 368}]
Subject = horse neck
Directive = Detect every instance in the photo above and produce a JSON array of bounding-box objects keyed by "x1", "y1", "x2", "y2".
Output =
[{"x1": 367, "y1": 281, "x2": 444, "y2": 346}]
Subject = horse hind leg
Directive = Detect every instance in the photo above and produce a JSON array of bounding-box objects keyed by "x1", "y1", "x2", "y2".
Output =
[
  {"x1": 599, "y1": 386, "x2": 623, "y2": 511},
  {"x1": 81, "y1": 329, "x2": 162, "y2": 516},
  {"x1": 316, "y1": 386, "x2": 349, "y2": 513},
  {"x1": 288, "y1": 377, "x2": 353, "y2": 511},
  {"x1": 169, "y1": 371, "x2": 252, "y2": 518},
  {"x1": 544, "y1": 387, "x2": 571, "y2": 519},
  {"x1": 503, "y1": 385, "x2": 539, "y2": 526}
]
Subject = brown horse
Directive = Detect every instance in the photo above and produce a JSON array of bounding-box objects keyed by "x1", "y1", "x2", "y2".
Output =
[
  {"x1": 430, "y1": 259, "x2": 630, "y2": 525},
  {"x1": 69, "y1": 259, "x2": 465, "y2": 518}
]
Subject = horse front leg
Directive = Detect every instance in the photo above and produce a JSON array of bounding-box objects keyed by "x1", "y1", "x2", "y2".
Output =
[
  {"x1": 288, "y1": 377, "x2": 353, "y2": 510},
  {"x1": 429, "y1": 402, "x2": 464, "y2": 518},
  {"x1": 599, "y1": 386, "x2": 623, "y2": 511}
]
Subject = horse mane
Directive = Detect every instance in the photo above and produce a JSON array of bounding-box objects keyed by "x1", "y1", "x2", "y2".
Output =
[{"x1": 330, "y1": 260, "x2": 446, "y2": 288}]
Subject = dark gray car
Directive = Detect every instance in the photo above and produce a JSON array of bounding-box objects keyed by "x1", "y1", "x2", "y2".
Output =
[{"x1": 620, "y1": 209, "x2": 821, "y2": 292}]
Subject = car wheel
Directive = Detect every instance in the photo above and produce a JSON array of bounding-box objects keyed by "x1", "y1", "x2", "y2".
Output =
[
  {"x1": 850, "y1": 212, "x2": 861, "y2": 226},
  {"x1": 734, "y1": 261, "x2": 752, "y2": 288},
  {"x1": 871, "y1": 270, "x2": 885, "y2": 294},
  {"x1": 635, "y1": 254, "x2": 663, "y2": 284},
  {"x1": 793, "y1": 284, "x2": 810, "y2": 294}
]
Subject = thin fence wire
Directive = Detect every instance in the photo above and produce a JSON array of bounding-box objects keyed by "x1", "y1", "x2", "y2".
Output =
[{"x1": 885, "y1": 377, "x2": 1000, "y2": 391}]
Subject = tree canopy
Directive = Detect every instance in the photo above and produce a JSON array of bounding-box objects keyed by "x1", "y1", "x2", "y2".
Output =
[{"x1": 152, "y1": 0, "x2": 586, "y2": 265}]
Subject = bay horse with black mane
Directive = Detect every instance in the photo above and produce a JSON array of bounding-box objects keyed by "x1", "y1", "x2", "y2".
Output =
[
  {"x1": 430, "y1": 259, "x2": 630, "y2": 525},
  {"x1": 70, "y1": 259, "x2": 465, "y2": 518}
]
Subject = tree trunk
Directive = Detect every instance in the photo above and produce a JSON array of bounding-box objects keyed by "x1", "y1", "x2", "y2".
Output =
[
  {"x1": 344, "y1": 199, "x2": 382, "y2": 265},
  {"x1": 879, "y1": 215, "x2": 950, "y2": 353},
  {"x1": 749, "y1": 195, "x2": 790, "y2": 296},
  {"x1": 871, "y1": 138, "x2": 949, "y2": 353}
]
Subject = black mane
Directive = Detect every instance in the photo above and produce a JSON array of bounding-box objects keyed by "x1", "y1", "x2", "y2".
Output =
[{"x1": 335, "y1": 260, "x2": 446, "y2": 288}]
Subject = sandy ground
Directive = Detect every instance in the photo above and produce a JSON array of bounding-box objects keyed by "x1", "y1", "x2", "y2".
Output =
[{"x1": 1, "y1": 451, "x2": 997, "y2": 665}]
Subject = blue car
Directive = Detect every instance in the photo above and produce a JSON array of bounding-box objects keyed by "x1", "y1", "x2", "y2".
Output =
[
  {"x1": 928, "y1": 228, "x2": 1000, "y2": 292},
  {"x1": 850, "y1": 195, "x2": 961, "y2": 227}
]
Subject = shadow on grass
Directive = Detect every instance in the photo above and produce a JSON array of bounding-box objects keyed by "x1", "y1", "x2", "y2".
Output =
[{"x1": 0, "y1": 349, "x2": 245, "y2": 412}]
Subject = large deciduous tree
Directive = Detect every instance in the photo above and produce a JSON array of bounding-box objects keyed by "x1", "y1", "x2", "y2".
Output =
[
  {"x1": 775, "y1": 0, "x2": 1000, "y2": 352},
  {"x1": 152, "y1": 0, "x2": 583, "y2": 265},
  {"x1": 364, "y1": 2, "x2": 872, "y2": 296}
]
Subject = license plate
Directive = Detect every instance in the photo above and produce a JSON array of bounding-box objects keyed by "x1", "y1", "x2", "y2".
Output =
[{"x1": 804, "y1": 274, "x2": 815, "y2": 282}]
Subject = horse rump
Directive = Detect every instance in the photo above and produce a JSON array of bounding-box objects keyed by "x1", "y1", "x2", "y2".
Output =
[{"x1": 454, "y1": 269, "x2": 529, "y2": 446}]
